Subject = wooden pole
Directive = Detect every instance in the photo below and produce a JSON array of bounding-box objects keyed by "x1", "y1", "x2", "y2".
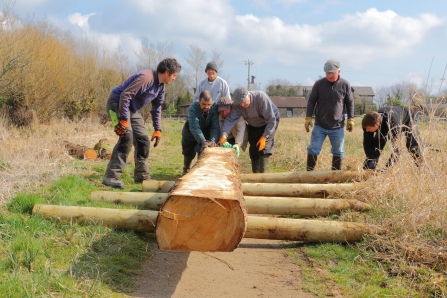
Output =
[
  {"x1": 90, "y1": 191, "x2": 168, "y2": 210},
  {"x1": 32, "y1": 204, "x2": 157, "y2": 232},
  {"x1": 142, "y1": 180, "x2": 361, "y2": 198},
  {"x1": 90, "y1": 191, "x2": 371, "y2": 215},
  {"x1": 240, "y1": 170, "x2": 374, "y2": 183},
  {"x1": 32, "y1": 204, "x2": 376, "y2": 243},
  {"x1": 245, "y1": 216, "x2": 376, "y2": 242},
  {"x1": 242, "y1": 182, "x2": 359, "y2": 198},
  {"x1": 155, "y1": 147, "x2": 248, "y2": 252}
]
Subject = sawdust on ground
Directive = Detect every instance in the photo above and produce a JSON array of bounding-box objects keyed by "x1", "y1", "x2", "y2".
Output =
[{"x1": 129, "y1": 238, "x2": 316, "y2": 298}]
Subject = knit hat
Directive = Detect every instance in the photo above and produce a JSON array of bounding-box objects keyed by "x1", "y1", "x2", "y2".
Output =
[
  {"x1": 232, "y1": 87, "x2": 248, "y2": 105},
  {"x1": 217, "y1": 96, "x2": 232, "y2": 111},
  {"x1": 205, "y1": 61, "x2": 218, "y2": 73},
  {"x1": 324, "y1": 59, "x2": 340, "y2": 73}
]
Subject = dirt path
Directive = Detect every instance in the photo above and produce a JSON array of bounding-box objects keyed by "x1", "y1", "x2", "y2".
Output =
[{"x1": 130, "y1": 238, "x2": 315, "y2": 298}]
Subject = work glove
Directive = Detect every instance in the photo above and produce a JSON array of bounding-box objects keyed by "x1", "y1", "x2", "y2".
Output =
[
  {"x1": 363, "y1": 159, "x2": 377, "y2": 170},
  {"x1": 217, "y1": 136, "x2": 227, "y2": 145},
  {"x1": 151, "y1": 130, "x2": 162, "y2": 147},
  {"x1": 346, "y1": 118, "x2": 355, "y2": 132},
  {"x1": 221, "y1": 141, "x2": 233, "y2": 148},
  {"x1": 233, "y1": 144, "x2": 240, "y2": 157},
  {"x1": 256, "y1": 136, "x2": 267, "y2": 151},
  {"x1": 114, "y1": 119, "x2": 129, "y2": 136},
  {"x1": 199, "y1": 140, "x2": 215, "y2": 153},
  {"x1": 304, "y1": 117, "x2": 313, "y2": 133}
]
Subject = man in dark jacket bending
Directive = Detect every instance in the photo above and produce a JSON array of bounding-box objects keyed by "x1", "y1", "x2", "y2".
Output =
[
  {"x1": 181, "y1": 90, "x2": 220, "y2": 175},
  {"x1": 362, "y1": 106, "x2": 422, "y2": 169}
]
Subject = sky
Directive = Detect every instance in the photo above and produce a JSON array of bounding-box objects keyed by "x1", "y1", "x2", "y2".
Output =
[{"x1": 6, "y1": 0, "x2": 447, "y2": 95}]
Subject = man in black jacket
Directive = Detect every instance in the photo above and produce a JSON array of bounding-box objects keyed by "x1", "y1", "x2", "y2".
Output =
[{"x1": 362, "y1": 106, "x2": 422, "y2": 169}]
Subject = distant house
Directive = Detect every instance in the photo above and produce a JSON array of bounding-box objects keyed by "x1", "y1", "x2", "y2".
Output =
[
  {"x1": 269, "y1": 96, "x2": 307, "y2": 118},
  {"x1": 177, "y1": 96, "x2": 308, "y2": 119}
]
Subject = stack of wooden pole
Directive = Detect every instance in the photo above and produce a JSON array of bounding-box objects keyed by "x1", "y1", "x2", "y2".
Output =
[{"x1": 32, "y1": 148, "x2": 378, "y2": 252}]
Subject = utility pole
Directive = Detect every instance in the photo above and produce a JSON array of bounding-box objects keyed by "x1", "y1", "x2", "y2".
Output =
[{"x1": 245, "y1": 59, "x2": 254, "y2": 90}]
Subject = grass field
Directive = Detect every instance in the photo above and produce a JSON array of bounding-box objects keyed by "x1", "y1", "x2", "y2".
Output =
[{"x1": 1, "y1": 115, "x2": 447, "y2": 296}]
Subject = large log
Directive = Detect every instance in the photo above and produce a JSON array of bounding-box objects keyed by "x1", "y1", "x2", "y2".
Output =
[
  {"x1": 90, "y1": 191, "x2": 371, "y2": 215},
  {"x1": 142, "y1": 180, "x2": 361, "y2": 198},
  {"x1": 155, "y1": 147, "x2": 248, "y2": 252},
  {"x1": 240, "y1": 170, "x2": 374, "y2": 184},
  {"x1": 32, "y1": 204, "x2": 376, "y2": 243}
]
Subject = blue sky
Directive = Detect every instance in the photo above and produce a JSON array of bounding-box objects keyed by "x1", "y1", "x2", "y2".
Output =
[{"x1": 7, "y1": 0, "x2": 447, "y2": 95}]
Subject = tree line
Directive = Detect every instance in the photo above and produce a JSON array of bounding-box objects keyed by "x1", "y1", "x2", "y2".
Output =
[{"x1": 1, "y1": 2, "x2": 446, "y2": 127}]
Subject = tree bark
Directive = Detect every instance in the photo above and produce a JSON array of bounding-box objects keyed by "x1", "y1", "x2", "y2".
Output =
[
  {"x1": 91, "y1": 191, "x2": 371, "y2": 215},
  {"x1": 142, "y1": 180, "x2": 362, "y2": 198},
  {"x1": 240, "y1": 170, "x2": 374, "y2": 184},
  {"x1": 32, "y1": 204, "x2": 377, "y2": 243},
  {"x1": 63, "y1": 140, "x2": 97, "y2": 160},
  {"x1": 155, "y1": 147, "x2": 248, "y2": 252}
]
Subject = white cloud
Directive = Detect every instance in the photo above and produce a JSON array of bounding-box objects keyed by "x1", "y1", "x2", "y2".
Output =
[{"x1": 68, "y1": 12, "x2": 95, "y2": 32}]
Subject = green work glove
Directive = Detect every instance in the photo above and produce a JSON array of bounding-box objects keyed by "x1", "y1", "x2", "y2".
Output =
[
  {"x1": 109, "y1": 110, "x2": 119, "y2": 127},
  {"x1": 232, "y1": 144, "x2": 240, "y2": 157},
  {"x1": 221, "y1": 141, "x2": 233, "y2": 148}
]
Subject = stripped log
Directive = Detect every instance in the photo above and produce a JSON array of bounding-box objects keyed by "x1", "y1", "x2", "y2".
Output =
[
  {"x1": 240, "y1": 170, "x2": 374, "y2": 184},
  {"x1": 32, "y1": 204, "x2": 157, "y2": 231},
  {"x1": 91, "y1": 191, "x2": 168, "y2": 210},
  {"x1": 142, "y1": 180, "x2": 361, "y2": 198},
  {"x1": 245, "y1": 216, "x2": 376, "y2": 242},
  {"x1": 32, "y1": 204, "x2": 377, "y2": 243},
  {"x1": 155, "y1": 147, "x2": 248, "y2": 252},
  {"x1": 242, "y1": 182, "x2": 360, "y2": 198},
  {"x1": 90, "y1": 191, "x2": 371, "y2": 215}
]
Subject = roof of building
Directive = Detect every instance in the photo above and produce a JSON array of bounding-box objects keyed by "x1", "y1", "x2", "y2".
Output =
[{"x1": 270, "y1": 96, "x2": 307, "y2": 108}]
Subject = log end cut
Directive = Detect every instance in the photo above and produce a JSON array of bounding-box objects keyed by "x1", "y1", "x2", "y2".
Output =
[{"x1": 155, "y1": 147, "x2": 247, "y2": 252}]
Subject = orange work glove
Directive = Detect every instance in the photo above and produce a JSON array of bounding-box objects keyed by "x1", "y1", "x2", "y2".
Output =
[
  {"x1": 151, "y1": 130, "x2": 162, "y2": 147},
  {"x1": 217, "y1": 136, "x2": 227, "y2": 145},
  {"x1": 114, "y1": 119, "x2": 129, "y2": 136},
  {"x1": 256, "y1": 136, "x2": 267, "y2": 151}
]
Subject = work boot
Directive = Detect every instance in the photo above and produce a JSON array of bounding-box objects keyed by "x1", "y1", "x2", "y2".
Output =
[
  {"x1": 331, "y1": 156, "x2": 343, "y2": 171},
  {"x1": 260, "y1": 155, "x2": 270, "y2": 173},
  {"x1": 102, "y1": 177, "x2": 124, "y2": 189},
  {"x1": 182, "y1": 157, "x2": 193, "y2": 175},
  {"x1": 306, "y1": 154, "x2": 318, "y2": 171},
  {"x1": 251, "y1": 159, "x2": 261, "y2": 173}
]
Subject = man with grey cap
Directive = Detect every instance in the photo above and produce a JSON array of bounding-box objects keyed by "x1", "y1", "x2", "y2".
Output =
[
  {"x1": 219, "y1": 88, "x2": 279, "y2": 173},
  {"x1": 193, "y1": 61, "x2": 231, "y2": 103},
  {"x1": 217, "y1": 96, "x2": 248, "y2": 157},
  {"x1": 304, "y1": 59, "x2": 354, "y2": 171}
]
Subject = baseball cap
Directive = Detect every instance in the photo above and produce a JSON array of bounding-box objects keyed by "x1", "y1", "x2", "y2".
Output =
[
  {"x1": 232, "y1": 87, "x2": 248, "y2": 105},
  {"x1": 218, "y1": 96, "x2": 232, "y2": 111},
  {"x1": 324, "y1": 59, "x2": 340, "y2": 73}
]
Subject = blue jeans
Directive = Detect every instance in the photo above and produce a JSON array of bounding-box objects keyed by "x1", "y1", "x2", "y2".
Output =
[{"x1": 307, "y1": 125, "x2": 344, "y2": 157}]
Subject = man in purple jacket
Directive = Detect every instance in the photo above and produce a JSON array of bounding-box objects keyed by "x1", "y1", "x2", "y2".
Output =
[{"x1": 103, "y1": 58, "x2": 181, "y2": 188}]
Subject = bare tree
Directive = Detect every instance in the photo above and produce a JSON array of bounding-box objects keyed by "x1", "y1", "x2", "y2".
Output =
[
  {"x1": 185, "y1": 44, "x2": 207, "y2": 91},
  {"x1": 135, "y1": 38, "x2": 174, "y2": 70},
  {"x1": 265, "y1": 79, "x2": 301, "y2": 97}
]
